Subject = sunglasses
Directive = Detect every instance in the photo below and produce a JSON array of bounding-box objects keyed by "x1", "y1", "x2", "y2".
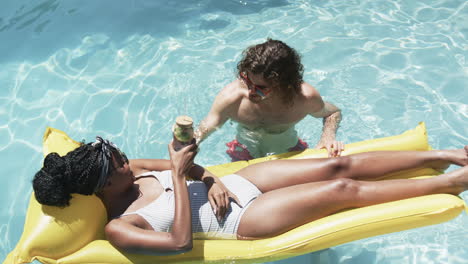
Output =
[{"x1": 240, "y1": 72, "x2": 272, "y2": 99}]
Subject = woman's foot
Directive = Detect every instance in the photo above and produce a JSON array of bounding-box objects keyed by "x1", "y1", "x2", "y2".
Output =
[
  {"x1": 431, "y1": 146, "x2": 468, "y2": 172},
  {"x1": 447, "y1": 165, "x2": 468, "y2": 195}
]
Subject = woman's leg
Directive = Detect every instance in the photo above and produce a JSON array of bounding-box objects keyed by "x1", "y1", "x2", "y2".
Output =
[
  {"x1": 237, "y1": 147, "x2": 468, "y2": 193},
  {"x1": 237, "y1": 165, "x2": 468, "y2": 239}
]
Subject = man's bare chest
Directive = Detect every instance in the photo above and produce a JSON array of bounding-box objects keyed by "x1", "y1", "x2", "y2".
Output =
[{"x1": 232, "y1": 104, "x2": 307, "y2": 130}]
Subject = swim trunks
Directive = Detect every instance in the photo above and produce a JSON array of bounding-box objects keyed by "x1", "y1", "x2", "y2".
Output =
[{"x1": 226, "y1": 125, "x2": 309, "y2": 161}]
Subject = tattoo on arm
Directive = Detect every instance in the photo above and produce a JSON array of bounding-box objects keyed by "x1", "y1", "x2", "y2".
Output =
[
  {"x1": 321, "y1": 110, "x2": 341, "y2": 140},
  {"x1": 315, "y1": 102, "x2": 342, "y2": 142}
]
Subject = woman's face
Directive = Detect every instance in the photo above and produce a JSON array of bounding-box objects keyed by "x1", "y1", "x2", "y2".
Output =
[{"x1": 108, "y1": 150, "x2": 135, "y2": 189}]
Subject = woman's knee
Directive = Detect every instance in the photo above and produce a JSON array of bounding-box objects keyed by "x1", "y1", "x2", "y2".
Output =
[
  {"x1": 329, "y1": 178, "x2": 360, "y2": 196},
  {"x1": 329, "y1": 156, "x2": 352, "y2": 176}
]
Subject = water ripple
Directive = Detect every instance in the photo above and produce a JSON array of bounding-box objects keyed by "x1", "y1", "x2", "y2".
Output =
[{"x1": 1, "y1": 0, "x2": 467, "y2": 263}]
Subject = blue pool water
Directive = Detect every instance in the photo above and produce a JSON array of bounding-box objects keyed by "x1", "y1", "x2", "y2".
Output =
[{"x1": 1, "y1": 0, "x2": 467, "y2": 263}]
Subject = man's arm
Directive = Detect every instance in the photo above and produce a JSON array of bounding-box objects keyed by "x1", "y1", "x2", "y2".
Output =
[
  {"x1": 311, "y1": 101, "x2": 342, "y2": 144},
  {"x1": 194, "y1": 117, "x2": 220, "y2": 145},
  {"x1": 305, "y1": 83, "x2": 343, "y2": 156},
  {"x1": 194, "y1": 83, "x2": 237, "y2": 144}
]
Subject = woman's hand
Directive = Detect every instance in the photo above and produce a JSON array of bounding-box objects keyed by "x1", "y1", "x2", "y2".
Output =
[
  {"x1": 168, "y1": 140, "x2": 197, "y2": 178},
  {"x1": 205, "y1": 178, "x2": 241, "y2": 221}
]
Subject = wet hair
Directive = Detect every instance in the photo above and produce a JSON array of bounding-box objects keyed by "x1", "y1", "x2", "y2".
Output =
[
  {"x1": 32, "y1": 140, "x2": 124, "y2": 207},
  {"x1": 237, "y1": 39, "x2": 304, "y2": 105}
]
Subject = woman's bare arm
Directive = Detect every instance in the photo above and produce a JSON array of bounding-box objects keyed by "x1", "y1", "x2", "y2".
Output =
[
  {"x1": 106, "y1": 143, "x2": 196, "y2": 255},
  {"x1": 105, "y1": 218, "x2": 192, "y2": 255},
  {"x1": 128, "y1": 159, "x2": 171, "y2": 176},
  {"x1": 104, "y1": 167, "x2": 193, "y2": 255}
]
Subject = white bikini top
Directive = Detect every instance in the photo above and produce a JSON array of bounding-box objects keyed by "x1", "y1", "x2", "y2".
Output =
[{"x1": 120, "y1": 170, "x2": 177, "y2": 232}]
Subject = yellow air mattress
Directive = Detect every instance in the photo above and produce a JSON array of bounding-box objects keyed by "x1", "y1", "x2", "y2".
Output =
[{"x1": 5, "y1": 122, "x2": 467, "y2": 264}]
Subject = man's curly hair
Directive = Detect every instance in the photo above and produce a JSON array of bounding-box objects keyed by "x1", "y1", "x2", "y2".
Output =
[{"x1": 237, "y1": 39, "x2": 304, "y2": 106}]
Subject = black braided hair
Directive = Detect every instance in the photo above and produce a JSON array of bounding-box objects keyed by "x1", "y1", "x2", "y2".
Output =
[
  {"x1": 237, "y1": 39, "x2": 304, "y2": 106},
  {"x1": 33, "y1": 143, "x2": 107, "y2": 207}
]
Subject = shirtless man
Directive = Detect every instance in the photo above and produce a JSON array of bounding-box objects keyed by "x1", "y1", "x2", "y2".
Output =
[{"x1": 195, "y1": 39, "x2": 344, "y2": 161}]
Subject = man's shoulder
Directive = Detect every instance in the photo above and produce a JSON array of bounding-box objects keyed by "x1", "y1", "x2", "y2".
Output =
[
  {"x1": 216, "y1": 79, "x2": 245, "y2": 103},
  {"x1": 297, "y1": 82, "x2": 324, "y2": 113},
  {"x1": 211, "y1": 79, "x2": 245, "y2": 113},
  {"x1": 300, "y1": 82, "x2": 320, "y2": 99}
]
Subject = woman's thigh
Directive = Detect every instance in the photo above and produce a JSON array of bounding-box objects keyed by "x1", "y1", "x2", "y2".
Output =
[
  {"x1": 236, "y1": 158, "x2": 345, "y2": 193},
  {"x1": 237, "y1": 179, "x2": 356, "y2": 239}
]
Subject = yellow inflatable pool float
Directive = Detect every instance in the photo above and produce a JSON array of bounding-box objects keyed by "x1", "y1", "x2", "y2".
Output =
[{"x1": 5, "y1": 123, "x2": 467, "y2": 264}]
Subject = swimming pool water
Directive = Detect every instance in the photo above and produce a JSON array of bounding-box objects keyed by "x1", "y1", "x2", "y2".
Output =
[{"x1": 1, "y1": 0, "x2": 467, "y2": 263}]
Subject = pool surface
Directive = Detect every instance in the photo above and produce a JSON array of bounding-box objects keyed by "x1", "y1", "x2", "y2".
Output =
[{"x1": 1, "y1": 0, "x2": 467, "y2": 263}]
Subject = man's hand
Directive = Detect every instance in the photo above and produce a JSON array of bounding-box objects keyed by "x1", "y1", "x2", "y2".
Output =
[{"x1": 315, "y1": 139, "x2": 345, "y2": 157}]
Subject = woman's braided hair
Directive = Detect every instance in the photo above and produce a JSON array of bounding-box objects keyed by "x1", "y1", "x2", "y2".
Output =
[
  {"x1": 32, "y1": 143, "x2": 104, "y2": 207},
  {"x1": 237, "y1": 39, "x2": 304, "y2": 106}
]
